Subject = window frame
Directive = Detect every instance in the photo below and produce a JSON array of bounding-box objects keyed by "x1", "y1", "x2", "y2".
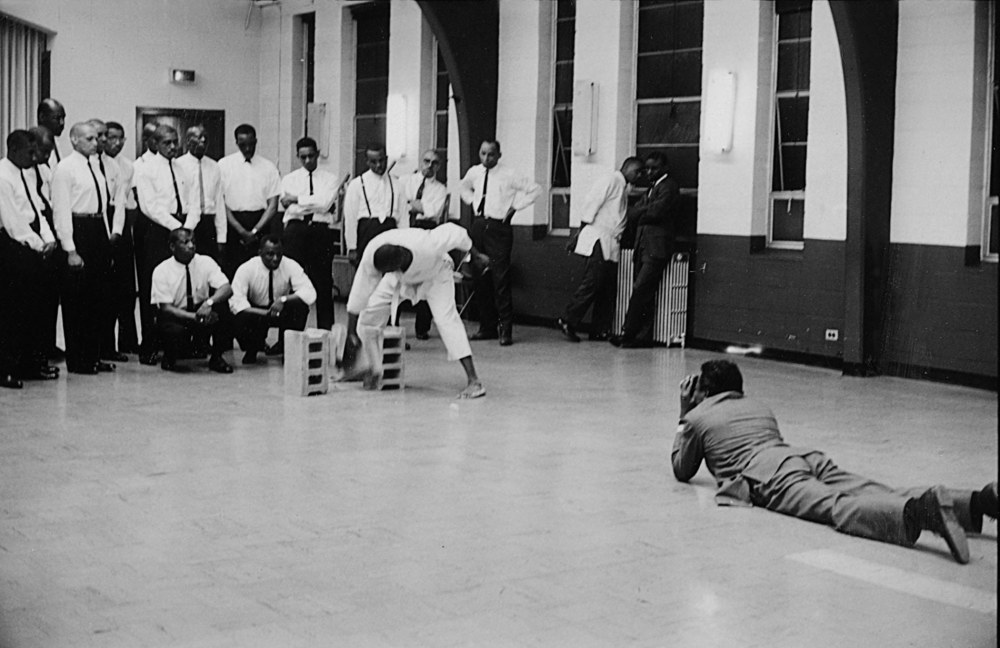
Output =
[
  {"x1": 548, "y1": 0, "x2": 575, "y2": 236},
  {"x1": 983, "y1": 0, "x2": 998, "y2": 262}
]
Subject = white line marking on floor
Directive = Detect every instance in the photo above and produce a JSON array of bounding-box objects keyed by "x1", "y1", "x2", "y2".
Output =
[{"x1": 787, "y1": 549, "x2": 997, "y2": 615}]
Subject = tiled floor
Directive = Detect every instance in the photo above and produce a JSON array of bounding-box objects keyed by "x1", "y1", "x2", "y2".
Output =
[{"x1": 0, "y1": 314, "x2": 996, "y2": 647}]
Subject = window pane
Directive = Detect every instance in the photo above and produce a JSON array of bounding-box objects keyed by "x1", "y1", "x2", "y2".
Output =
[
  {"x1": 556, "y1": 20, "x2": 575, "y2": 61},
  {"x1": 356, "y1": 78, "x2": 387, "y2": 114},
  {"x1": 636, "y1": 102, "x2": 701, "y2": 145},
  {"x1": 356, "y1": 43, "x2": 388, "y2": 79},
  {"x1": 990, "y1": 200, "x2": 999, "y2": 255},
  {"x1": 435, "y1": 114, "x2": 448, "y2": 149},
  {"x1": 436, "y1": 74, "x2": 449, "y2": 111},
  {"x1": 638, "y1": 2, "x2": 703, "y2": 52},
  {"x1": 777, "y1": 41, "x2": 811, "y2": 91},
  {"x1": 551, "y1": 193, "x2": 571, "y2": 230},
  {"x1": 637, "y1": 51, "x2": 702, "y2": 99},
  {"x1": 636, "y1": 145, "x2": 699, "y2": 188},
  {"x1": 355, "y1": 8, "x2": 389, "y2": 43},
  {"x1": 778, "y1": 8, "x2": 811, "y2": 39},
  {"x1": 555, "y1": 62, "x2": 574, "y2": 105},
  {"x1": 557, "y1": 0, "x2": 576, "y2": 19},
  {"x1": 776, "y1": 96, "x2": 809, "y2": 143},
  {"x1": 772, "y1": 197, "x2": 805, "y2": 242},
  {"x1": 355, "y1": 115, "x2": 385, "y2": 149},
  {"x1": 772, "y1": 143, "x2": 807, "y2": 191},
  {"x1": 552, "y1": 110, "x2": 572, "y2": 187},
  {"x1": 435, "y1": 149, "x2": 448, "y2": 183}
]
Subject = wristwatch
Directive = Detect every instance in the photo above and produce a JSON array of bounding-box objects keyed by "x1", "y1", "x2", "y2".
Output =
[
  {"x1": 206, "y1": 298, "x2": 215, "y2": 307},
  {"x1": 280, "y1": 296, "x2": 288, "y2": 304}
]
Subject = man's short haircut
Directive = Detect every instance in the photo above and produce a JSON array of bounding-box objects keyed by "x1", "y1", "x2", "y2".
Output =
[
  {"x1": 28, "y1": 126, "x2": 52, "y2": 143},
  {"x1": 87, "y1": 118, "x2": 106, "y2": 129},
  {"x1": 480, "y1": 139, "x2": 501, "y2": 151},
  {"x1": 186, "y1": 124, "x2": 205, "y2": 138},
  {"x1": 366, "y1": 142, "x2": 386, "y2": 155},
  {"x1": 168, "y1": 227, "x2": 194, "y2": 245},
  {"x1": 296, "y1": 136, "x2": 318, "y2": 152},
  {"x1": 105, "y1": 121, "x2": 125, "y2": 134},
  {"x1": 645, "y1": 151, "x2": 670, "y2": 170},
  {"x1": 151, "y1": 124, "x2": 177, "y2": 144},
  {"x1": 373, "y1": 244, "x2": 405, "y2": 272},
  {"x1": 698, "y1": 360, "x2": 744, "y2": 397},
  {"x1": 234, "y1": 123, "x2": 257, "y2": 139},
  {"x1": 621, "y1": 156, "x2": 643, "y2": 171},
  {"x1": 260, "y1": 234, "x2": 282, "y2": 248},
  {"x1": 142, "y1": 122, "x2": 158, "y2": 138},
  {"x1": 6, "y1": 129, "x2": 35, "y2": 151}
]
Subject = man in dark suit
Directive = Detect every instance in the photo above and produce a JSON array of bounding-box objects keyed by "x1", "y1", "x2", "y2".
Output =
[{"x1": 611, "y1": 152, "x2": 680, "y2": 348}]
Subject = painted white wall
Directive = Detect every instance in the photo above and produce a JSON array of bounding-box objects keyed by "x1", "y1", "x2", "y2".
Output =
[
  {"x1": 569, "y1": 0, "x2": 635, "y2": 228},
  {"x1": 496, "y1": 0, "x2": 549, "y2": 226},
  {"x1": 386, "y1": 0, "x2": 430, "y2": 178},
  {"x1": 1, "y1": 0, "x2": 262, "y2": 163},
  {"x1": 891, "y1": 0, "x2": 978, "y2": 247}
]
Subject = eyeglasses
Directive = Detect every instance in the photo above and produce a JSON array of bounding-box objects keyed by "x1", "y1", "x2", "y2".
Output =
[{"x1": 423, "y1": 159, "x2": 440, "y2": 165}]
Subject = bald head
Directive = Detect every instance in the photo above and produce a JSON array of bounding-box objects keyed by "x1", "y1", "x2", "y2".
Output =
[
  {"x1": 88, "y1": 119, "x2": 108, "y2": 155},
  {"x1": 142, "y1": 122, "x2": 158, "y2": 154},
  {"x1": 37, "y1": 98, "x2": 66, "y2": 137},
  {"x1": 70, "y1": 122, "x2": 99, "y2": 157}
]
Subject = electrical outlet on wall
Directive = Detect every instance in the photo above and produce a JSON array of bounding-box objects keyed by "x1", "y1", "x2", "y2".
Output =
[{"x1": 825, "y1": 329, "x2": 839, "y2": 342}]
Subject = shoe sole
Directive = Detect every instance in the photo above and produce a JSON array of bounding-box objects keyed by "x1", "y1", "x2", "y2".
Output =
[{"x1": 930, "y1": 486, "x2": 970, "y2": 564}]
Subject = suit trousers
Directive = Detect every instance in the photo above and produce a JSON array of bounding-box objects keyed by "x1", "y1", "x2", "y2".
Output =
[
  {"x1": 192, "y1": 214, "x2": 219, "y2": 261},
  {"x1": 101, "y1": 213, "x2": 139, "y2": 354},
  {"x1": 234, "y1": 301, "x2": 309, "y2": 354},
  {"x1": 62, "y1": 217, "x2": 113, "y2": 371},
  {"x1": 563, "y1": 242, "x2": 617, "y2": 335},
  {"x1": 138, "y1": 221, "x2": 172, "y2": 354},
  {"x1": 225, "y1": 210, "x2": 265, "y2": 279},
  {"x1": 620, "y1": 252, "x2": 667, "y2": 341},
  {"x1": 158, "y1": 301, "x2": 232, "y2": 361},
  {"x1": 282, "y1": 220, "x2": 335, "y2": 329},
  {"x1": 470, "y1": 217, "x2": 513, "y2": 333},
  {"x1": 0, "y1": 233, "x2": 51, "y2": 373}
]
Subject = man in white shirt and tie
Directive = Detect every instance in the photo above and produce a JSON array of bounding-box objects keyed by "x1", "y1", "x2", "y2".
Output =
[
  {"x1": 37, "y1": 98, "x2": 66, "y2": 167},
  {"x1": 176, "y1": 124, "x2": 226, "y2": 262},
  {"x1": 401, "y1": 149, "x2": 448, "y2": 340},
  {"x1": 459, "y1": 139, "x2": 541, "y2": 346},
  {"x1": 218, "y1": 123, "x2": 281, "y2": 277},
  {"x1": 279, "y1": 136, "x2": 340, "y2": 331},
  {"x1": 0, "y1": 130, "x2": 60, "y2": 387},
  {"x1": 558, "y1": 157, "x2": 644, "y2": 343},
  {"x1": 28, "y1": 126, "x2": 63, "y2": 360},
  {"x1": 50, "y1": 122, "x2": 116, "y2": 375},
  {"x1": 230, "y1": 235, "x2": 316, "y2": 365},
  {"x1": 151, "y1": 228, "x2": 233, "y2": 374},
  {"x1": 135, "y1": 124, "x2": 193, "y2": 365},
  {"x1": 343, "y1": 143, "x2": 405, "y2": 267},
  {"x1": 101, "y1": 121, "x2": 140, "y2": 355}
]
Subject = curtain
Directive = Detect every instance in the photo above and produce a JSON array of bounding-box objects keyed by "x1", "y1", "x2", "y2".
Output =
[{"x1": 0, "y1": 14, "x2": 47, "y2": 157}]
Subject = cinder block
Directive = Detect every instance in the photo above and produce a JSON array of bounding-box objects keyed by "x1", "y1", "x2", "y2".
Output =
[
  {"x1": 378, "y1": 326, "x2": 406, "y2": 391},
  {"x1": 284, "y1": 328, "x2": 330, "y2": 396}
]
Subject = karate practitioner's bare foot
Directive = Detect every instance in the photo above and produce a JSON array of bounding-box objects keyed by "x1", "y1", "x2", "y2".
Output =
[{"x1": 458, "y1": 381, "x2": 486, "y2": 399}]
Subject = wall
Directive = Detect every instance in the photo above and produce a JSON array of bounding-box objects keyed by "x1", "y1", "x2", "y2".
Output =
[{"x1": 1, "y1": 0, "x2": 262, "y2": 163}]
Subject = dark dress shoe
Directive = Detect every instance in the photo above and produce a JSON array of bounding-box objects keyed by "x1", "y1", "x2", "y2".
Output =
[
  {"x1": 160, "y1": 357, "x2": 180, "y2": 372},
  {"x1": 102, "y1": 352, "x2": 129, "y2": 363},
  {"x1": 608, "y1": 335, "x2": 625, "y2": 347},
  {"x1": 470, "y1": 329, "x2": 498, "y2": 341},
  {"x1": 208, "y1": 356, "x2": 234, "y2": 374},
  {"x1": 588, "y1": 331, "x2": 610, "y2": 342},
  {"x1": 498, "y1": 333, "x2": 513, "y2": 347},
  {"x1": 620, "y1": 338, "x2": 654, "y2": 349},
  {"x1": 415, "y1": 332, "x2": 430, "y2": 341},
  {"x1": 0, "y1": 374, "x2": 24, "y2": 389},
  {"x1": 139, "y1": 351, "x2": 163, "y2": 366},
  {"x1": 556, "y1": 318, "x2": 580, "y2": 343},
  {"x1": 18, "y1": 367, "x2": 59, "y2": 381},
  {"x1": 95, "y1": 361, "x2": 116, "y2": 372},
  {"x1": 68, "y1": 364, "x2": 99, "y2": 375}
]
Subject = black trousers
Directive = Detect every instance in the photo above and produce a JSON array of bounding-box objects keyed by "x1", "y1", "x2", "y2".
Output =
[
  {"x1": 158, "y1": 301, "x2": 232, "y2": 361},
  {"x1": 0, "y1": 233, "x2": 51, "y2": 374},
  {"x1": 101, "y1": 208, "x2": 139, "y2": 354},
  {"x1": 193, "y1": 214, "x2": 219, "y2": 261},
  {"x1": 138, "y1": 221, "x2": 172, "y2": 355},
  {"x1": 470, "y1": 217, "x2": 514, "y2": 333},
  {"x1": 356, "y1": 217, "x2": 397, "y2": 260},
  {"x1": 563, "y1": 242, "x2": 617, "y2": 335},
  {"x1": 233, "y1": 301, "x2": 309, "y2": 353},
  {"x1": 62, "y1": 216, "x2": 113, "y2": 371},
  {"x1": 620, "y1": 252, "x2": 668, "y2": 342},
  {"x1": 282, "y1": 219, "x2": 335, "y2": 329},
  {"x1": 225, "y1": 210, "x2": 264, "y2": 279},
  {"x1": 37, "y1": 209, "x2": 62, "y2": 352},
  {"x1": 407, "y1": 218, "x2": 438, "y2": 335}
]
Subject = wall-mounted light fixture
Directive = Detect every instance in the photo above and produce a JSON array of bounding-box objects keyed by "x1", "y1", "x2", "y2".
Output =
[
  {"x1": 169, "y1": 69, "x2": 196, "y2": 85},
  {"x1": 572, "y1": 80, "x2": 599, "y2": 157},
  {"x1": 386, "y1": 94, "x2": 408, "y2": 159},
  {"x1": 702, "y1": 69, "x2": 736, "y2": 154}
]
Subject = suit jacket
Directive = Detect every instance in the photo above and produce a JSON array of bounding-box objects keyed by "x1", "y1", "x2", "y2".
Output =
[{"x1": 626, "y1": 174, "x2": 680, "y2": 261}]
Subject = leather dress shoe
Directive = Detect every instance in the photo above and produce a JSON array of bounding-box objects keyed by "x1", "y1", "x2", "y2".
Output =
[
  {"x1": 620, "y1": 338, "x2": 654, "y2": 349},
  {"x1": 68, "y1": 364, "x2": 99, "y2": 375},
  {"x1": 139, "y1": 351, "x2": 163, "y2": 366},
  {"x1": 608, "y1": 335, "x2": 625, "y2": 348},
  {"x1": 160, "y1": 356, "x2": 180, "y2": 372},
  {"x1": 208, "y1": 356, "x2": 234, "y2": 374},
  {"x1": 415, "y1": 332, "x2": 430, "y2": 341},
  {"x1": 470, "y1": 329, "x2": 498, "y2": 341},
  {"x1": 18, "y1": 366, "x2": 59, "y2": 381},
  {"x1": 0, "y1": 373, "x2": 24, "y2": 389},
  {"x1": 556, "y1": 318, "x2": 580, "y2": 343},
  {"x1": 918, "y1": 486, "x2": 969, "y2": 564},
  {"x1": 588, "y1": 331, "x2": 610, "y2": 342},
  {"x1": 102, "y1": 352, "x2": 130, "y2": 363},
  {"x1": 95, "y1": 361, "x2": 116, "y2": 372}
]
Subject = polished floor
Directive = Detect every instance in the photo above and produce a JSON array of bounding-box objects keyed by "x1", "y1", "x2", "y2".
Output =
[{"x1": 0, "y1": 312, "x2": 996, "y2": 647}]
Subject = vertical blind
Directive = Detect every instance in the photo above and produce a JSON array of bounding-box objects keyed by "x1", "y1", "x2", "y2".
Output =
[{"x1": 0, "y1": 14, "x2": 47, "y2": 156}]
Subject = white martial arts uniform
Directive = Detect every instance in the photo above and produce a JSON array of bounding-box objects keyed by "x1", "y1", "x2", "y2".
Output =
[{"x1": 347, "y1": 223, "x2": 472, "y2": 361}]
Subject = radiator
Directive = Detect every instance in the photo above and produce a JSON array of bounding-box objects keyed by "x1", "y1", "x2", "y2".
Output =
[{"x1": 614, "y1": 250, "x2": 689, "y2": 346}]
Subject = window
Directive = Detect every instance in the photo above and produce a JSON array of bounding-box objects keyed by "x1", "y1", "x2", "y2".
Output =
[
  {"x1": 986, "y1": 1, "x2": 999, "y2": 260},
  {"x1": 769, "y1": 0, "x2": 811, "y2": 249},
  {"x1": 635, "y1": 0, "x2": 703, "y2": 204},
  {"x1": 0, "y1": 14, "x2": 48, "y2": 152},
  {"x1": 353, "y1": 2, "x2": 389, "y2": 176},
  {"x1": 550, "y1": 0, "x2": 575, "y2": 233},
  {"x1": 300, "y1": 13, "x2": 315, "y2": 136},
  {"x1": 433, "y1": 45, "x2": 450, "y2": 183}
]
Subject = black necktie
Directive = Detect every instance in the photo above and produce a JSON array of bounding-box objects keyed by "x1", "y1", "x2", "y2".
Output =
[
  {"x1": 268, "y1": 270, "x2": 274, "y2": 306},
  {"x1": 98, "y1": 156, "x2": 112, "y2": 208},
  {"x1": 303, "y1": 173, "x2": 314, "y2": 223},
  {"x1": 169, "y1": 159, "x2": 183, "y2": 217},
  {"x1": 19, "y1": 170, "x2": 41, "y2": 234},
  {"x1": 477, "y1": 169, "x2": 488, "y2": 216},
  {"x1": 308, "y1": 172, "x2": 314, "y2": 195},
  {"x1": 185, "y1": 264, "x2": 195, "y2": 312},
  {"x1": 54, "y1": 147, "x2": 61, "y2": 163},
  {"x1": 416, "y1": 177, "x2": 426, "y2": 200},
  {"x1": 34, "y1": 165, "x2": 52, "y2": 217},
  {"x1": 87, "y1": 158, "x2": 104, "y2": 216}
]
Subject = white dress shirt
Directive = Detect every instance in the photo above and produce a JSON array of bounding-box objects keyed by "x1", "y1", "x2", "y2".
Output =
[
  {"x1": 175, "y1": 152, "x2": 227, "y2": 243},
  {"x1": 50, "y1": 150, "x2": 109, "y2": 253},
  {"x1": 573, "y1": 169, "x2": 630, "y2": 263},
  {"x1": 401, "y1": 172, "x2": 448, "y2": 225},
  {"x1": 229, "y1": 256, "x2": 317, "y2": 314},
  {"x1": 459, "y1": 162, "x2": 541, "y2": 220},
  {"x1": 151, "y1": 254, "x2": 229, "y2": 308},
  {"x1": 218, "y1": 152, "x2": 281, "y2": 211},
  {"x1": 342, "y1": 170, "x2": 405, "y2": 250},
  {"x1": 97, "y1": 153, "x2": 128, "y2": 236},
  {"x1": 279, "y1": 167, "x2": 339, "y2": 226},
  {"x1": 136, "y1": 154, "x2": 192, "y2": 231},
  {"x1": 0, "y1": 158, "x2": 56, "y2": 251}
]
